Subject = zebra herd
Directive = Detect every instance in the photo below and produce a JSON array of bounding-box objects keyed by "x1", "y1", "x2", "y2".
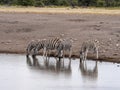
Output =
[{"x1": 26, "y1": 37, "x2": 99, "y2": 63}]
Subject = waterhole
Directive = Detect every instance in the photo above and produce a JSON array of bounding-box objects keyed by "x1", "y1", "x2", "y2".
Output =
[{"x1": 0, "y1": 54, "x2": 120, "y2": 90}]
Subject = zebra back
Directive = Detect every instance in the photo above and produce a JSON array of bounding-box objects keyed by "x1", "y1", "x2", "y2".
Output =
[
  {"x1": 81, "y1": 40, "x2": 98, "y2": 53},
  {"x1": 45, "y1": 37, "x2": 62, "y2": 50}
]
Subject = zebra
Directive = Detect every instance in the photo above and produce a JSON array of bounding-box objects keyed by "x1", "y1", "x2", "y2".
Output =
[
  {"x1": 33, "y1": 39, "x2": 47, "y2": 57},
  {"x1": 26, "y1": 40, "x2": 40, "y2": 58},
  {"x1": 44, "y1": 37, "x2": 63, "y2": 60},
  {"x1": 80, "y1": 40, "x2": 99, "y2": 62},
  {"x1": 57, "y1": 38, "x2": 73, "y2": 64},
  {"x1": 34, "y1": 37, "x2": 63, "y2": 60}
]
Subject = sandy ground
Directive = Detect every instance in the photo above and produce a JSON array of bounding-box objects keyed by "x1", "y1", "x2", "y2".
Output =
[
  {"x1": 0, "y1": 6, "x2": 120, "y2": 15},
  {"x1": 0, "y1": 12, "x2": 120, "y2": 62}
]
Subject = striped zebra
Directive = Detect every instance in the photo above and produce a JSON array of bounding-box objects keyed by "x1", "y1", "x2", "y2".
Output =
[
  {"x1": 57, "y1": 38, "x2": 73, "y2": 64},
  {"x1": 44, "y1": 37, "x2": 63, "y2": 60},
  {"x1": 80, "y1": 40, "x2": 99, "y2": 62},
  {"x1": 26, "y1": 40, "x2": 40, "y2": 58},
  {"x1": 33, "y1": 39, "x2": 47, "y2": 56},
  {"x1": 34, "y1": 37, "x2": 63, "y2": 60}
]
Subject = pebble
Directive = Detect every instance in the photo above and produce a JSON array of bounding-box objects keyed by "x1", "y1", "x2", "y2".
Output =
[{"x1": 116, "y1": 44, "x2": 119, "y2": 47}]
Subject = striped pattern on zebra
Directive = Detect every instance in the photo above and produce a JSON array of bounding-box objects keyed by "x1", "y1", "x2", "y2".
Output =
[
  {"x1": 57, "y1": 38, "x2": 73, "y2": 63},
  {"x1": 26, "y1": 40, "x2": 40, "y2": 58},
  {"x1": 26, "y1": 37, "x2": 63, "y2": 59},
  {"x1": 43, "y1": 37, "x2": 63, "y2": 59},
  {"x1": 26, "y1": 37, "x2": 73, "y2": 62},
  {"x1": 33, "y1": 39, "x2": 47, "y2": 56},
  {"x1": 80, "y1": 40, "x2": 99, "y2": 62}
]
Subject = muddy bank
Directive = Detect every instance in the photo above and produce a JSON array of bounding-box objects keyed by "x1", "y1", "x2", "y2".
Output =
[{"x1": 0, "y1": 12, "x2": 120, "y2": 63}]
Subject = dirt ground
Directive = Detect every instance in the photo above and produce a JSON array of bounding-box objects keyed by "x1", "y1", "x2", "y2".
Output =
[{"x1": 0, "y1": 12, "x2": 120, "y2": 62}]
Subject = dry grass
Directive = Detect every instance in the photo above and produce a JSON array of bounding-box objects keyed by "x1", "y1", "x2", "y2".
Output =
[{"x1": 0, "y1": 6, "x2": 120, "y2": 15}]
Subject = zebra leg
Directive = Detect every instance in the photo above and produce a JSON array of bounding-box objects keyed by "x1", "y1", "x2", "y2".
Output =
[
  {"x1": 43, "y1": 50, "x2": 47, "y2": 64},
  {"x1": 69, "y1": 48, "x2": 72, "y2": 65},
  {"x1": 43, "y1": 47, "x2": 46, "y2": 60},
  {"x1": 69, "y1": 48, "x2": 72, "y2": 59},
  {"x1": 62, "y1": 50, "x2": 65, "y2": 67},
  {"x1": 26, "y1": 53, "x2": 29, "y2": 58},
  {"x1": 85, "y1": 50, "x2": 88, "y2": 61},
  {"x1": 45, "y1": 50, "x2": 48, "y2": 61},
  {"x1": 96, "y1": 48, "x2": 99, "y2": 59},
  {"x1": 26, "y1": 55, "x2": 32, "y2": 66},
  {"x1": 80, "y1": 54, "x2": 83, "y2": 64},
  {"x1": 47, "y1": 50, "x2": 50, "y2": 64},
  {"x1": 80, "y1": 51, "x2": 83, "y2": 63},
  {"x1": 26, "y1": 49, "x2": 31, "y2": 58}
]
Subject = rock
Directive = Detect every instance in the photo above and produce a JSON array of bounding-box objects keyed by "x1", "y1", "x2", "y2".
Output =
[{"x1": 116, "y1": 44, "x2": 119, "y2": 47}]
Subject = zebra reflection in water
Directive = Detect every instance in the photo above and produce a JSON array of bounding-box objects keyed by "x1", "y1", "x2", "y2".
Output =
[
  {"x1": 26, "y1": 56, "x2": 40, "y2": 66},
  {"x1": 26, "y1": 56, "x2": 71, "y2": 75},
  {"x1": 79, "y1": 60, "x2": 98, "y2": 80}
]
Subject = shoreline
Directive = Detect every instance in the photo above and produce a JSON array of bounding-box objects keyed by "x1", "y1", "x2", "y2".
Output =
[{"x1": 0, "y1": 50, "x2": 120, "y2": 63}]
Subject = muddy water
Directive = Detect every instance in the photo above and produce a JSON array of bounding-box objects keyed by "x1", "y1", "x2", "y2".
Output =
[{"x1": 0, "y1": 54, "x2": 120, "y2": 90}]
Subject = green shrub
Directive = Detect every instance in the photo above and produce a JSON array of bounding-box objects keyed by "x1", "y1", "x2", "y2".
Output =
[
  {"x1": 35, "y1": 0, "x2": 44, "y2": 7},
  {"x1": 58, "y1": 0, "x2": 69, "y2": 6},
  {"x1": 0, "y1": 0, "x2": 120, "y2": 7},
  {"x1": 97, "y1": 0, "x2": 106, "y2": 7},
  {"x1": 17, "y1": 0, "x2": 35, "y2": 6}
]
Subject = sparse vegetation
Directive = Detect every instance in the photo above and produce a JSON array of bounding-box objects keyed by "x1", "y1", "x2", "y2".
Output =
[{"x1": 0, "y1": 0, "x2": 120, "y2": 7}]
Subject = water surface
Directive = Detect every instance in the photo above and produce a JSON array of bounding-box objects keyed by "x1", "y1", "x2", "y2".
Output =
[{"x1": 0, "y1": 54, "x2": 120, "y2": 90}]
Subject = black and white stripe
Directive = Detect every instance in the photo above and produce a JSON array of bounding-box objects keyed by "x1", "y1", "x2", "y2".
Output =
[
  {"x1": 32, "y1": 37, "x2": 63, "y2": 59},
  {"x1": 80, "y1": 40, "x2": 99, "y2": 62},
  {"x1": 43, "y1": 37, "x2": 63, "y2": 59},
  {"x1": 26, "y1": 37, "x2": 73, "y2": 62},
  {"x1": 26, "y1": 40, "x2": 39, "y2": 58},
  {"x1": 33, "y1": 39, "x2": 47, "y2": 56},
  {"x1": 57, "y1": 39, "x2": 73, "y2": 64}
]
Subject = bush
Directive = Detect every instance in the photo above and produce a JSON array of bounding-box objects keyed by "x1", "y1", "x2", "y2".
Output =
[
  {"x1": 97, "y1": 0, "x2": 106, "y2": 7},
  {"x1": 17, "y1": 0, "x2": 35, "y2": 6},
  {"x1": 0, "y1": 0, "x2": 120, "y2": 7},
  {"x1": 78, "y1": 0, "x2": 97, "y2": 6},
  {"x1": 43, "y1": 0, "x2": 59, "y2": 6},
  {"x1": 58, "y1": 0, "x2": 69, "y2": 6},
  {"x1": 35, "y1": 0, "x2": 44, "y2": 7}
]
